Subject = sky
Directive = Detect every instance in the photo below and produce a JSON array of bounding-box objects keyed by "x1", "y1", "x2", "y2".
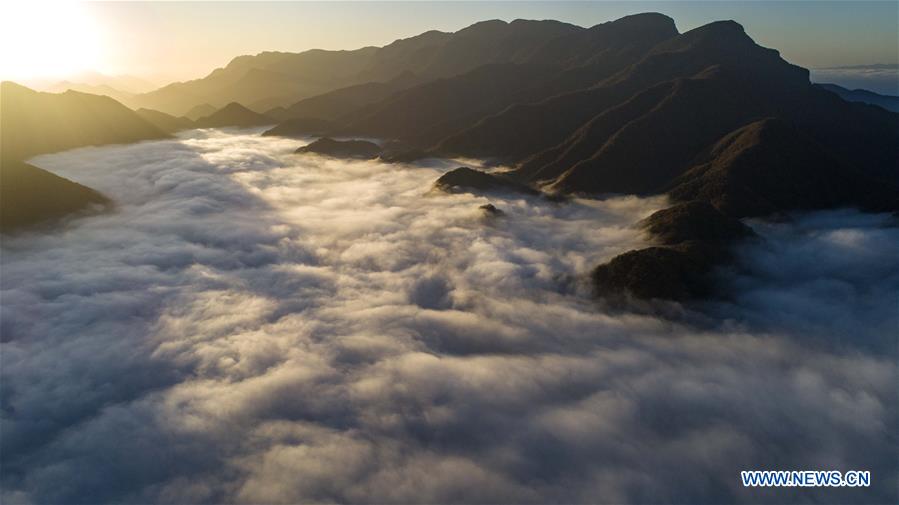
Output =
[{"x1": 1, "y1": 1, "x2": 896, "y2": 89}]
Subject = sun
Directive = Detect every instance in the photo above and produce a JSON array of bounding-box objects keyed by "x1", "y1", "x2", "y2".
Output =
[{"x1": 0, "y1": 1, "x2": 105, "y2": 82}]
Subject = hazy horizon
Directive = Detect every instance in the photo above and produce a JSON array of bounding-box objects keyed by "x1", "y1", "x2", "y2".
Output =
[{"x1": 3, "y1": 1, "x2": 898, "y2": 94}]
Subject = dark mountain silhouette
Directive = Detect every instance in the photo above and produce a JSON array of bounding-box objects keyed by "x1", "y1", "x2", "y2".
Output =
[
  {"x1": 132, "y1": 49, "x2": 377, "y2": 114},
  {"x1": 542, "y1": 67, "x2": 796, "y2": 195},
  {"x1": 593, "y1": 243, "x2": 721, "y2": 302},
  {"x1": 295, "y1": 138, "x2": 381, "y2": 159},
  {"x1": 192, "y1": 102, "x2": 273, "y2": 128},
  {"x1": 298, "y1": 13, "x2": 677, "y2": 148},
  {"x1": 136, "y1": 108, "x2": 194, "y2": 133},
  {"x1": 1, "y1": 82, "x2": 167, "y2": 162},
  {"x1": 275, "y1": 81, "x2": 401, "y2": 122},
  {"x1": 818, "y1": 83, "x2": 899, "y2": 112},
  {"x1": 184, "y1": 103, "x2": 217, "y2": 121},
  {"x1": 337, "y1": 64, "x2": 562, "y2": 146},
  {"x1": 433, "y1": 167, "x2": 539, "y2": 196},
  {"x1": 273, "y1": 71, "x2": 423, "y2": 122},
  {"x1": 1, "y1": 160, "x2": 110, "y2": 232},
  {"x1": 1, "y1": 82, "x2": 167, "y2": 232},
  {"x1": 593, "y1": 202, "x2": 756, "y2": 301},
  {"x1": 128, "y1": 18, "x2": 600, "y2": 115},
  {"x1": 438, "y1": 20, "x2": 809, "y2": 161},
  {"x1": 525, "y1": 13, "x2": 676, "y2": 66},
  {"x1": 667, "y1": 118, "x2": 899, "y2": 217},
  {"x1": 479, "y1": 203, "x2": 504, "y2": 217},
  {"x1": 377, "y1": 141, "x2": 431, "y2": 163},
  {"x1": 640, "y1": 201, "x2": 756, "y2": 246},
  {"x1": 418, "y1": 20, "x2": 896, "y2": 213},
  {"x1": 510, "y1": 20, "x2": 898, "y2": 302}
]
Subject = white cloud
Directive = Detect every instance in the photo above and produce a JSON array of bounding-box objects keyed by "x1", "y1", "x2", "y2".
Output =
[{"x1": 1, "y1": 128, "x2": 896, "y2": 504}]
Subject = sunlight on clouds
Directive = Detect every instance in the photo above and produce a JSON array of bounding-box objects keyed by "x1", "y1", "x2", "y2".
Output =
[{"x1": 1, "y1": 129, "x2": 896, "y2": 503}]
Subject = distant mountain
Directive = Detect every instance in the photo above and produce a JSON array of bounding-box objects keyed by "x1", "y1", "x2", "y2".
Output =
[
  {"x1": 439, "y1": 20, "x2": 809, "y2": 160},
  {"x1": 0, "y1": 82, "x2": 167, "y2": 232},
  {"x1": 46, "y1": 81, "x2": 135, "y2": 104},
  {"x1": 810, "y1": 64, "x2": 898, "y2": 96},
  {"x1": 306, "y1": 13, "x2": 678, "y2": 146},
  {"x1": 1, "y1": 82, "x2": 167, "y2": 162},
  {"x1": 66, "y1": 71, "x2": 158, "y2": 94},
  {"x1": 129, "y1": 18, "x2": 587, "y2": 115},
  {"x1": 818, "y1": 83, "x2": 899, "y2": 112},
  {"x1": 135, "y1": 108, "x2": 194, "y2": 133},
  {"x1": 183, "y1": 103, "x2": 217, "y2": 121},
  {"x1": 192, "y1": 102, "x2": 273, "y2": 128}
]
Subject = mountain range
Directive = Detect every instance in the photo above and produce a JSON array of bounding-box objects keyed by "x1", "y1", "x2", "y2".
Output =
[
  {"x1": 0, "y1": 82, "x2": 168, "y2": 232},
  {"x1": 817, "y1": 83, "x2": 899, "y2": 112},
  {"x1": 3, "y1": 13, "x2": 897, "y2": 301},
  {"x1": 123, "y1": 16, "x2": 669, "y2": 115}
]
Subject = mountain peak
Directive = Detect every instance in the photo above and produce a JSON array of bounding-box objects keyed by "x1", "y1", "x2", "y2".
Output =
[
  {"x1": 703, "y1": 19, "x2": 745, "y2": 32},
  {"x1": 1, "y1": 80, "x2": 34, "y2": 94},
  {"x1": 221, "y1": 101, "x2": 252, "y2": 112},
  {"x1": 660, "y1": 20, "x2": 750, "y2": 52},
  {"x1": 193, "y1": 102, "x2": 271, "y2": 128},
  {"x1": 607, "y1": 12, "x2": 677, "y2": 31},
  {"x1": 456, "y1": 19, "x2": 508, "y2": 35}
]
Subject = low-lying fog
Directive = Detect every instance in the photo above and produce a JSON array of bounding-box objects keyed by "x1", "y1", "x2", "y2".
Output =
[{"x1": 1, "y1": 129, "x2": 896, "y2": 504}]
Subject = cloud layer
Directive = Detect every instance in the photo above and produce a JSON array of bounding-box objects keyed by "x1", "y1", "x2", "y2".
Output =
[
  {"x1": 1, "y1": 129, "x2": 896, "y2": 504},
  {"x1": 810, "y1": 63, "x2": 898, "y2": 95}
]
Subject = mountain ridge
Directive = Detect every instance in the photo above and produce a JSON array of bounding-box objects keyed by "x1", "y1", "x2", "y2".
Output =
[
  {"x1": 1, "y1": 81, "x2": 168, "y2": 232},
  {"x1": 5, "y1": 14, "x2": 897, "y2": 305}
]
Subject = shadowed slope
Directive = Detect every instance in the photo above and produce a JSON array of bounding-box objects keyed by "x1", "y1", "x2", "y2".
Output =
[
  {"x1": 433, "y1": 167, "x2": 539, "y2": 196},
  {"x1": 0, "y1": 160, "x2": 110, "y2": 232},
  {"x1": 338, "y1": 64, "x2": 561, "y2": 145},
  {"x1": 818, "y1": 83, "x2": 899, "y2": 112},
  {"x1": 438, "y1": 20, "x2": 807, "y2": 160},
  {"x1": 1, "y1": 81, "x2": 167, "y2": 162},
  {"x1": 1, "y1": 82, "x2": 167, "y2": 232},
  {"x1": 136, "y1": 108, "x2": 194, "y2": 133},
  {"x1": 593, "y1": 201, "x2": 756, "y2": 301},
  {"x1": 295, "y1": 138, "x2": 381, "y2": 159},
  {"x1": 282, "y1": 13, "x2": 678, "y2": 149},
  {"x1": 274, "y1": 74, "x2": 420, "y2": 122},
  {"x1": 130, "y1": 19, "x2": 582, "y2": 115},
  {"x1": 668, "y1": 118, "x2": 899, "y2": 217}
]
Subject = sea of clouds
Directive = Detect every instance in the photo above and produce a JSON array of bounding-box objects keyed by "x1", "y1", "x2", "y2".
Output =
[
  {"x1": 1, "y1": 129, "x2": 896, "y2": 504},
  {"x1": 810, "y1": 63, "x2": 899, "y2": 95}
]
